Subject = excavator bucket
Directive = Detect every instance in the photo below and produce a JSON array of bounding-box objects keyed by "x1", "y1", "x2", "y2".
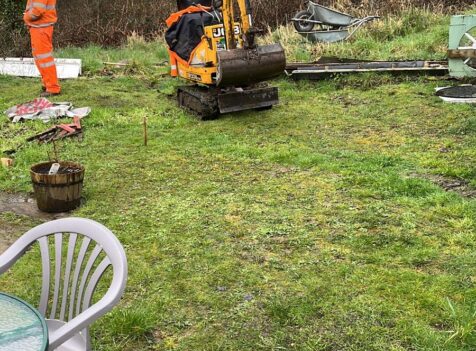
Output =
[{"x1": 217, "y1": 43, "x2": 286, "y2": 87}]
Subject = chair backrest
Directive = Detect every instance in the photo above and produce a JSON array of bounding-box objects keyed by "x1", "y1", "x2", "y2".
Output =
[{"x1": 0, "y1": 218, "x2": 128, "y2": 350}]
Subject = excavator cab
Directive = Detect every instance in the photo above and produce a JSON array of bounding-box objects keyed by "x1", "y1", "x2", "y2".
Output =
[{"x1": 166, "y1": 0, "x2": 286, "y2": 119}]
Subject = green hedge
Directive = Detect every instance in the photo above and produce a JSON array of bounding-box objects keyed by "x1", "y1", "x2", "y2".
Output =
[
  {"x1": 0, "y1": 0, "x2": 24, "y2": 30},
  {"x1": 0, "y1": 0, "x2": 28, "y2": 56},
  {"x1": 0, "y1": 0, "x2": 471, "y2": 56}
]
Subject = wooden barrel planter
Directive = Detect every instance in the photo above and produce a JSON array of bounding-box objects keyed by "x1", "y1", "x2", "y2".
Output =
[{"x1": 30, "y1": 161, "x2": 85, "y2": 213}]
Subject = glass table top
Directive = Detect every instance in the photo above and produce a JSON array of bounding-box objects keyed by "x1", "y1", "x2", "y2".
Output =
[{"x1": 0, "y1": 293, "x2": 48, "y2": 351}]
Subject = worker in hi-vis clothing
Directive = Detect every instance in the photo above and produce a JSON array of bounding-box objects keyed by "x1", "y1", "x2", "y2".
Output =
[{"x1": 23, "y1": 0, "x2": 61, "y2": 97}]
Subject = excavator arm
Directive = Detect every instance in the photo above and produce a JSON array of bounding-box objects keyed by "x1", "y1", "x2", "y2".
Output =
[
  {"x1": 222, "y1": 0, "x2": 236, "y2": 50},
  {"x1": 238, "y1": 0, "x2": 252, "y2": 34},
  {"x1": 222, "y1": 0, "x2": 253, "y2": 50}
]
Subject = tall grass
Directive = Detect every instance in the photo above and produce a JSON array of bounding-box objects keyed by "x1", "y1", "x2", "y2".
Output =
[{"x1": 261, "y1": 7, "x2": 450, "y2": 62}]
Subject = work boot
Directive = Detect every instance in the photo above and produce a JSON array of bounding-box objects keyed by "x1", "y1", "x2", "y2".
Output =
[{"x1": 40, "y1": 91, "x2": 61, "y2": 98}]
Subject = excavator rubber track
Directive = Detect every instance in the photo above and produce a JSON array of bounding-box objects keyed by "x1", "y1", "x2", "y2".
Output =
[
  {"x1": 177, "y1": 84, "x2": 279, "y2": 120},
  {"x1": 177, "y1": 86, "x2": 219, "y2": 120}
]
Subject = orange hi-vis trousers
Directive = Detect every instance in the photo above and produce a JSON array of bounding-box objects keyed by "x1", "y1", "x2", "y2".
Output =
[{"x1": 29, "y1": 26, "x2": 61, "y2": 94}]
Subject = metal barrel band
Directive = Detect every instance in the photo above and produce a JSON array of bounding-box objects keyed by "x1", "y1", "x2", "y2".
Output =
[{"x1": 33, "y1": 179, "x2": 83, "y2": 188}]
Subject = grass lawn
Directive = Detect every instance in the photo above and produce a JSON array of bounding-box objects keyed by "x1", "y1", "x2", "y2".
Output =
[{"x1": 1, "y1": 9, "x2": 476, "y2": 351}]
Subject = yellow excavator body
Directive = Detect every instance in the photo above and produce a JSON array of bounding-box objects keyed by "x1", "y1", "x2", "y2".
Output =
[
  {"x1": 167, "y1": 0, "x2": 286, "y2": 118},
  {"x1": 174, "y1": 22, "x2": 244, "y2": 85}
]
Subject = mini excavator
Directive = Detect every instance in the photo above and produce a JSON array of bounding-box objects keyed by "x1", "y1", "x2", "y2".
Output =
[{"x1": 166, "y1": 0, "x2": 286, "y2": 119}]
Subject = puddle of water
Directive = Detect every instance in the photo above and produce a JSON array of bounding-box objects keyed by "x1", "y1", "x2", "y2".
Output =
[
  {"x1": 0, "y1": 192, "x2": 69, "y2": 253},
  {"x1": 0, "y1": 192, "x2": 69, "y2": 220}
]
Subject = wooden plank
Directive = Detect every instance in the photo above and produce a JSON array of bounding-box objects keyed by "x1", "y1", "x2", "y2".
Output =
[{"x1": 0, "y1": 58, "x2": 82, "y2": 79}]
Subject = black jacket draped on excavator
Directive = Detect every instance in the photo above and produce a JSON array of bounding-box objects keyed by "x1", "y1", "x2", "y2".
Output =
[{"x1": 166, "y1": 10, "x2": 219, "y2": 62}]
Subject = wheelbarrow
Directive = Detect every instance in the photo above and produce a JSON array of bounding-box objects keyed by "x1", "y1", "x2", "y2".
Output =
[{"x1": 292, "y1": 1, "x2": 379, "y2": 43}]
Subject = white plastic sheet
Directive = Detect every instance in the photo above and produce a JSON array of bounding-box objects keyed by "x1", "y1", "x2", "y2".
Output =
[{"x1": 0, "y1": 58, "x2": 81, "y2": 79}]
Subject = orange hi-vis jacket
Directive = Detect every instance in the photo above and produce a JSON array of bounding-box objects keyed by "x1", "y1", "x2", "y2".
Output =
[{"x1": 23, "y1": 0, "x2": 57, "y2": 27}]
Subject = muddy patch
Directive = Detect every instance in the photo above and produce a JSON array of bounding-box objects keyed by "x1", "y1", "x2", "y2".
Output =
[
  {"x1": 0, "y1": 192, "x2": 68, "y2": 220},
  {"x1": 0, "y1": 220, "x2": 33, "y2": 254},
  {"x1": 413, "y1": 174, "x2": 476, "y2": 198},
  {"x1": 0, "y1": 192, "x2": 68, "y2": 253}
]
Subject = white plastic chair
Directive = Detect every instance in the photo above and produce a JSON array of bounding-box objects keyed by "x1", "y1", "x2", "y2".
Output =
[{"x1": 0, "y1": 218, "x2": 128, "y2": 350}]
